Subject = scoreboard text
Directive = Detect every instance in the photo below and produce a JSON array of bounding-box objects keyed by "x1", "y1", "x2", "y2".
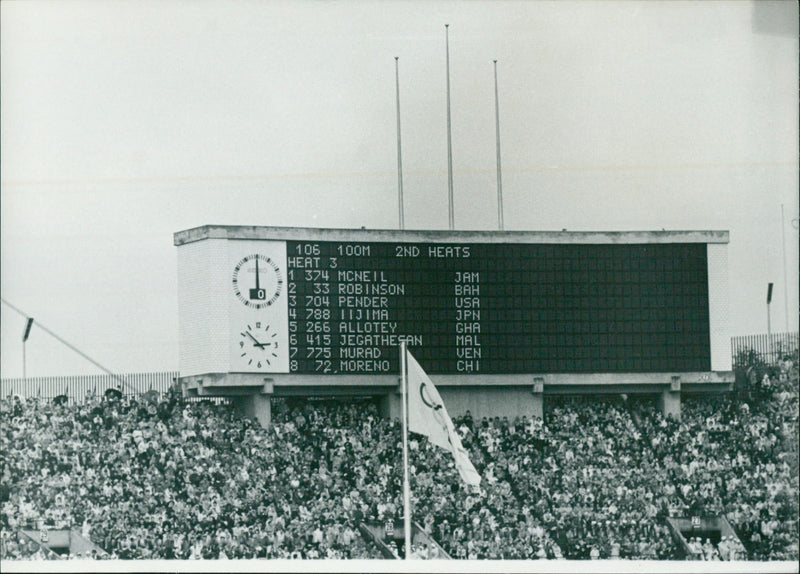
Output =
[{"x1": 283, "y1": 241, "x2": 710, "y2": 375}]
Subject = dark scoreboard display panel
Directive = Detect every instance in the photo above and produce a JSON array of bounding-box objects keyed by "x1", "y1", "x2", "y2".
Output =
[{"x1": 285, "y1": 240, "x2": 710, "y2": 375}]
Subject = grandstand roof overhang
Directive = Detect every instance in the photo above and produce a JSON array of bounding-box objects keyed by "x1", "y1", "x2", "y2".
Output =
[
  {"x1": 174, "y1": 225, "x2": 730, "y2": 246},
  {"x1": 179, "y1": 371, "x2": 734, "y2": 394}
]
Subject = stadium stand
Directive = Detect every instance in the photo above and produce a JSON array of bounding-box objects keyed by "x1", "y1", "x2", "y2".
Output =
[{"x1": 1, "y1": 356, "x2": 797, "y2": 561}]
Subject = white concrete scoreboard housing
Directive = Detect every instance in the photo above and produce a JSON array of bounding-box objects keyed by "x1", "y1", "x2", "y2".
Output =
[{"x1": 174, "y1": 226, "x2": 733, "y2": 424}]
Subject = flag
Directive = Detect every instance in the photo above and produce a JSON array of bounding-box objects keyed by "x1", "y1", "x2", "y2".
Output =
[{"x1": 406, "y1": 350, "x2": 481, "y2": 487}]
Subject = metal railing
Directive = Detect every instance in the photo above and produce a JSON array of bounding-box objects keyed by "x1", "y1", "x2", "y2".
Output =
[
  {"x1": 0, "y1": 371, "x2": 179, "y2": 404},
  {"x1": 731, "y1": 332, "x2": 798, "y2": 368}
]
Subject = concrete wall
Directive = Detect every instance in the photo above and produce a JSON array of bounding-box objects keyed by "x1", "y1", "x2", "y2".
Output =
[
  {"x1": 708, "y1": 243, "x2": 732, "y2": 371},
  {"x1": 362, "y1": 385, "x2": 544, "y2": 424},
  {"x1": 176, "y1": 238, "x2": 230, "y2": 376},
  {"x1": 438, "y1": 386, "x2": 543, "y2": 420}
]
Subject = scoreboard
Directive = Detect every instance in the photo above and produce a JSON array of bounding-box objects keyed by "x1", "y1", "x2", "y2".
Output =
[
  {"x1": 175, "y1": 226, "x2": 731, "y2": 425},
  {"x1": 280, "y1": 239, "x2": 710, "y2": 375}
]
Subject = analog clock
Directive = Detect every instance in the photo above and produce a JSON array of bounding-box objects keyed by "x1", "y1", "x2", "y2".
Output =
[
  {"x1": 232, "y1": 254, "x2": 283, "y2": 308},
  {"x1": 238, "y1": 321, "x2": 280, "y2": 369}
]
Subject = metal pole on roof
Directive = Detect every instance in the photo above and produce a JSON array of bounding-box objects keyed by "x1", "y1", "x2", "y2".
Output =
[
  {"x1": 395, "y1": 57, "x2": 405, "y2": 230},
  {"x1": 446, "y1": 24, "x2": 454, "y2": 230},
  {"x1": 494, "y1": 59, "x2": 504, "y2": 231}
]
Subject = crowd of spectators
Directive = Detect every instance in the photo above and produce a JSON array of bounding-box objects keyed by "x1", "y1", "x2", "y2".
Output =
[
  {"x1": 0, "y1": 394, "x2": 385, "y2": 560},
  {"x1": 1, "y1": 355, "x2": 797, "y2": 562},
  {"x1": 634, "y1": 379, "x2": 798, "y2": 559}
]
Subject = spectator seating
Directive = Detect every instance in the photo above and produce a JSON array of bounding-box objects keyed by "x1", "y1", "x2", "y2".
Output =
[{"x1": 1, "y1": 357, "x2": 797, "y2": 562}]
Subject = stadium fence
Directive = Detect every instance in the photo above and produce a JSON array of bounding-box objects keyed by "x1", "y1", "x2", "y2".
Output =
[
  {"x1": 1, "y1": 371, "x2": 179, "y2": 404},
  {"x1": 731, "y1": 332, "x2": 798, "y2": 368}
]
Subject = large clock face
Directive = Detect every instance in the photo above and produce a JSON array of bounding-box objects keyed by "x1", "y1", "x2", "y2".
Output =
[
  {"x1": 237, "y1": 321, "x2": 280, "y2": 370},
  {"x1": 229, "y1": 244, "x2": 289, "y2": 374},
  {"x1": 232, "y1": 254, "x2": 283, "y2": 309}
]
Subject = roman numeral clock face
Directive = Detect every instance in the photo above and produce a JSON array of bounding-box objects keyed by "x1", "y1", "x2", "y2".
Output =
[{"x1": 232, "y1": 254, "x2": 284, "y2": 371}]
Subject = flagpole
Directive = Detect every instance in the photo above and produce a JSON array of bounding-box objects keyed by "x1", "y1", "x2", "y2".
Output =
[
  {"x1": 395, "y1": 57, "x2": 405, "y2": 230},
  {"x1": 400, "y1": 341, "x2": 411, "y2": 559},
  {"x1": 493, "y1": 60, "x2": 504, "y2": 231},
  {"x1": 445, "y1": 24, "x2": 454, "y2": 230}
]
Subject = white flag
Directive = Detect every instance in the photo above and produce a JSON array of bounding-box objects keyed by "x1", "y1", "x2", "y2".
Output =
[{"x1": 406, "y1": 350, "x2": 481, "y2": 487}]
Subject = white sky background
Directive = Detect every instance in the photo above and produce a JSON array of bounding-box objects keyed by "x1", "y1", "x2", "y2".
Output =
[{"x1": 1, "y1": 0, "x2": 797, "y2": 378}]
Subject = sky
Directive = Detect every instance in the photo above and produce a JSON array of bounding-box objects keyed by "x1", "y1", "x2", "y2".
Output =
[{"x1": 1, "y1": 0, "x2": 798, "y2": 379}]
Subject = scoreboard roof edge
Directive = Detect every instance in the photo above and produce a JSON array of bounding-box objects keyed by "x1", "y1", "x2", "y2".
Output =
[{"x1": 174, "y1": 226, "x2": 729, "y2": 246}]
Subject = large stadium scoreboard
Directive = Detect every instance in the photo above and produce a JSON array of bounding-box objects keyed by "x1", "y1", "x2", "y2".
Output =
[{"x1": 216, "y1": 234, "x2": 712, "y2": 375}]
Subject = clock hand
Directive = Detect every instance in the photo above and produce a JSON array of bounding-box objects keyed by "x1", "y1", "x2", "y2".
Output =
[
  {"x1": 245, "y1": 331, "x2": 266, "y2": 348},
  {"x1": 255, "y1": 257, "x2": 261, "y2": 290}
]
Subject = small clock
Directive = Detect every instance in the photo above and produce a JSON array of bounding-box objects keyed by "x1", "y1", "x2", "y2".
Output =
[
  {"x1": 232, "y1": 254, "x2": 283, "y2": 308},
  {"x1": 238, "y1": 321, "x2": 280, "y2": 369}
]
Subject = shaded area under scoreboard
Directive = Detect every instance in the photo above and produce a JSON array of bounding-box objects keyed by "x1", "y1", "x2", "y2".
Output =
[{"x1": 180, "y1": 370, "x2": 733, "y2": 429}]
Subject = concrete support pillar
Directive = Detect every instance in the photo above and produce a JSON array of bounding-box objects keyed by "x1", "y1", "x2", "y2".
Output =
[
  {"x1": 381, "y1": 388, "x2": 403, "y2": 422},
  {"x1": 239, "y1": 393, "x2": 272, "y2": 429},
  {"x1": 531, "y1": 392, "x2": 544, "y2": 420},
  {"x1": 658, "y1": 389, "x2": 681, "y2": 422},
  {"x1": 237, "y1": 381, "x2": 274, "y2": 429},
  {"x1": 531, "y1": 378, "x2": 544, "y2": 420}
]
